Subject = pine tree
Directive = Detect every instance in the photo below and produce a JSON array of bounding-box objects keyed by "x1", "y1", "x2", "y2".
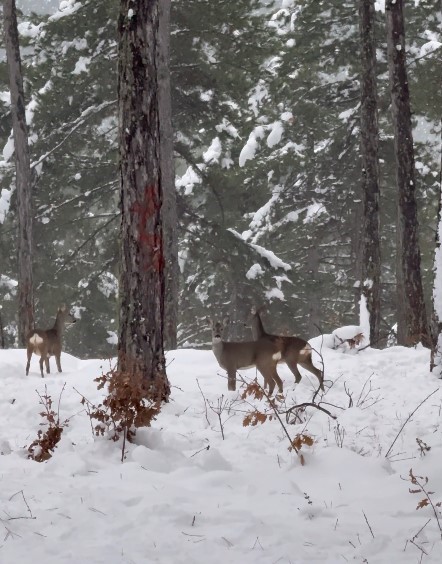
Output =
[
  {"x1": 386, "y1": 0, "x2": 429, "y2": 346},
  {"x1": 3, "y1": 0, "x2": 34, "y2": 345},
  {"x1": 358, "y1": 0, "x2": 381, "y2": 345},
  {"x1": 117, "y1": 0, "x2": 171, "y2": 399}
]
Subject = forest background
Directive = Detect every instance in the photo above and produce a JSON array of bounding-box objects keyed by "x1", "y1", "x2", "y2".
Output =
[{"x1": 0, "y1": 0, "x2": 440, "y2": 358}]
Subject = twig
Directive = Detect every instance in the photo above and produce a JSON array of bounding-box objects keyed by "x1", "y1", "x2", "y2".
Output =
[
  {"x1": 284, "y1": 402, "x2": 337, "y2": 421},
  {"x1": 8, "y1": 490, "x2": 34, "y2": 520},
  {"x1": 385, "y1": 388, "x2": 439, "y2": 458},
  {"x1": 190, "y1": 445, "x2": 210, "y2": 458},
  {"x1": 121, "y1": 424, "x2": 127, "y2": 463},
  {"x1": 196, "y1": 379, "x2": 210, "y2": 428},
  {"x1": 30, "y1": 100, "x2": 116, "y2": 170},
  {"x1": 57, "y1": 382, "x2": 67, "y2": 423},
  {"x1": 73, "y1": 387, "x2": 96, "y2": 436},
  {"x1": 409, "y1": 538, "x2": 428, "y2": 557},
  {"x1": 408, "y1": 470, "x2": 442, "y2": 539},
  {"x1": 55, "y1": 215, "x2": 117, "y2": 275},
  {"x1": 362, "y1": 510, "x2": 374, "y2": 539}
]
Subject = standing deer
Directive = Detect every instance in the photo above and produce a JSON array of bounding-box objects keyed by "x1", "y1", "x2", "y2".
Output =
[
  {"x1": 25, "y1": 305, "x2": 77, "y2": 377},
  {"x1": 249, "y1": 307, "x2": 324, "y2": 390},
  {"x1": 210, "y1": 318, "x2": 284, "y2": 393}
]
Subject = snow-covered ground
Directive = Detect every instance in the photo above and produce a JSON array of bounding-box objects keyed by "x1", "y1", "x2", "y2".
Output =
[{"x1": 1, "y1": 340, "x2": 442, "y2": 563}]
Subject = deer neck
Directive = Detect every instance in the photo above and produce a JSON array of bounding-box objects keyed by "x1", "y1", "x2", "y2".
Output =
[
  {"x1": 251, "y1": 313, "x2": 266, "y2": 340},
  {"x1": 53, "y1": 312, "x2": 66, "y2": 335},
  {"x1": 212, "y1": 339, "x2": 224, "y2": 362}
]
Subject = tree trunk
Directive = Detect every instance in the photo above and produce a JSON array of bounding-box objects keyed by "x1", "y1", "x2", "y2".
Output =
[
  {"x1": 158, "y1": 0, "x2": 178, "y2": 350},
  {"x1": 3, "y1": 0, "x2": 34, "y2": 346},
  {"x1": 117, "y1": 0, "x2": 171, "y2": 401},
  {"x1": 430, "y1": 183, "x2": 442, "y2": 377},
  {"x1": 358, "y1": 0, "x2": 381, "y2": 346},
  {"x1": 386, "y1": 0, "x2": 429, "y2": 347},
  {"x1": 305, "y1": 130, "x2": 321, "y2": 337},
  {"x1": 430, "y1": 124, "x2": 442, "y2": 374}
]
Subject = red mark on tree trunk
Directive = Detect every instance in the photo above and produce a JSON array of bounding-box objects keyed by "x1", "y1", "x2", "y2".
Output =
[{"x1": 130, "y1": 185, "x2": 164, "y2": 272}]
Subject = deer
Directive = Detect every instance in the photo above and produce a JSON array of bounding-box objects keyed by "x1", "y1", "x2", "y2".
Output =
[
  {"x1": 25, "y1": 305, "x2": 77, "y2": 378},
  {"x1": 210, "y1": 318, "x2": 284, "y2": 394},
  {"x1": 249, "y1": 307, "x2": 324, "y2": 391}
]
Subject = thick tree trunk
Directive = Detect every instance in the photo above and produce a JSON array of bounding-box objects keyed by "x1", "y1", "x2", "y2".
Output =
[
  {"x1": 158, "y1": 0, "x2": 178, "y2": 350},
  {"x1": 358, "y1": 0, "x2": 381, "y2": 346},
  {"x1": 3, "y1": 0, "x2": 34, "y2": 346},
  {"x1": 117, "y1": 0, "x2": 171, "y2": 400},
  {"x1": 386, "y1": 0, "x2": 429, "y2": 347}
]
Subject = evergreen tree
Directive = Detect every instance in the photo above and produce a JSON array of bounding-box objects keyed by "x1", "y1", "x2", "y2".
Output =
[
  {"x1": 386, "y1": 0, "x2": 429, "y2": 346},
  {"x1": 0, "y1": 0, "x2": 439, "y2": 355},
  {"x1": 117, "y1": 0, "x2": 170, "y2": 399},
  {"x1": 3, "y1": 0, "x2": 34, "y2": 345},
  {"x1": 358, "y1": 0, "x2": 381, "y2": 345}
]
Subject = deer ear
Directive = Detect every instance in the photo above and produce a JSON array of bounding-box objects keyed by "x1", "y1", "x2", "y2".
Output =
[{"x1": 223, "y1": 316, "x2": 230, "y2": 326}]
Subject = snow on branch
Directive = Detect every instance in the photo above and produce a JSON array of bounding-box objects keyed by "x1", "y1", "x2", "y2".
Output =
[{"x1": 228, "y1": 228, "x2": 291, "y2": 271}]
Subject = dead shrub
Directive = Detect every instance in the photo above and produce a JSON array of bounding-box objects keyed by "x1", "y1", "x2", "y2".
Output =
[
  {"x1": 28, "y1": 384, "x2": 68, "y2": 462},
  {"x1": 81, "y1": 363, "x2": 163, "y2": 461}
]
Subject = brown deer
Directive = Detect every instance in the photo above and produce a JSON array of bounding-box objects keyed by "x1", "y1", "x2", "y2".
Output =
[
  {"x1": 25, "y1": 305, "x2": 77, "y2": 377},
  {"x1": 249, "y1": 307, "x2": 324, "y2": 390},
  {"x1": 210, "y1": 318, "x2": 284, "y2": 394}
]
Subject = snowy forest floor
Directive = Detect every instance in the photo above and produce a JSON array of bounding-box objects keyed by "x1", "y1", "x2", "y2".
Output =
[{"x1": 1, "y1": 340, "x2": 442, "y2": 563}]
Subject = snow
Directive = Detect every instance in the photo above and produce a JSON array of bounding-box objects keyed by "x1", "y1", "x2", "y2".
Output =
[
  {"x1": 215, "y1": 118, "x2": 239, "y2": 138},
  {"x1": 332, "y1": 325, "x2": 366, "y2": 348},
  {"x1": 1, "y1": 341, "x2": 442, "y2": 563},
  {"x1": 49, "y1": 0, "x2": 81, "y2": 22},
  {"x1": 2, "y1": 135, "x2": 15, "y2": 162},
  {"x1": 97, "y1": 272, "x2": 118, "y2": 299},
  {"x1": 17, "y1": 21, "x2": 44, "y2": 38},
  {"x1": 303, "y1": 202, "x2": 327, "y2": 223},
  {"x1": 0, "y1": 90, "x2": 10, "y2": 104},
  {"x1": 265, "y1": 287, "x2": 285, "y2": 301},
  {"x1": 0, "y1": 188, "x2": 13, "y2": 224},
  {"x1": 176, "y1": 166, "x2": 202, "y2": 196},
  {"x1": 203, "y1": 137, "x2": 222, "y2": 164},
  {"x1": 245, "y1": 264, "x2": 264, "y2": 280},
  {"x1": 106, "y1": 331, "x2": 118, "y2": 345},
  {"x1": 229, "y1": 229, "x2": 292, "y2": 271},
  {"x1": 359, "y1": 292, "x2": 371, "y2": 338},
  {"x1": 72, "y1": 56, "x2": 91, "y2": 75},
  {"x1": 375, "y1": 0, "x2": 386, "y2": 11},
  {"x1": 0, "y1": 274, "x2": 18, "y2": 290},
  {"x1": 266, "y1": 121, "x2": 284, "y2": 148},
  {"x1": 248, "y1": 81, "x2": 268, "y2": 117},
  {"x1": 239, "y1": 126, "x2": 265, "y2": 167}
]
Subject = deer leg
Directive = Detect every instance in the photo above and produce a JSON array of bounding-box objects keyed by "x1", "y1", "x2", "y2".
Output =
[
  {"x1": 258, "y1": 362, "x2": 282, "y2": 395},
  {"x1": 227, "y1": 369, "x2": 236, "y2": 391},
  {"x1": 299, "y1": 361, "x2": 324, "y2": 390},
  {"x1": 45, "y1": 356, "x2": 50, "y2": 374},
  {"x1": 39, "y1": 357, "x2": 45, "y2": 378},
  {"x1": 55, "y1": 354, "x2": 62, "y2": 373},
  {"x1": 271, "y1": 368, "x2": 283, "y2": 394},
  {"x1": 284, "y1": 358, "x2": 303, "y2": 384}
]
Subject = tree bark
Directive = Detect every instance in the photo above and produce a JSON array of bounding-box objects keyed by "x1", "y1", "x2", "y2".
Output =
[
  {"x1": 117, "y1": 0, "x2": 171, "y2": 400},
  {"x1": 430, "y1": 0, "x2": 442, "y2": 369},
  {"x1": 158, "y1": 0, "x2": 178, "y2": 350},
  {"x1": 3, "y1": 0, "x2": 34, "y2": 346},
  {"x1": 430, "y1": 117, "x2": 442, "y2": 373},
  {"x1": 386, "y1": 0, "x2": 429, "y2": 347},
  {"x1": 358, "y1": 0, "x2": 381, "y2": 346}
]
